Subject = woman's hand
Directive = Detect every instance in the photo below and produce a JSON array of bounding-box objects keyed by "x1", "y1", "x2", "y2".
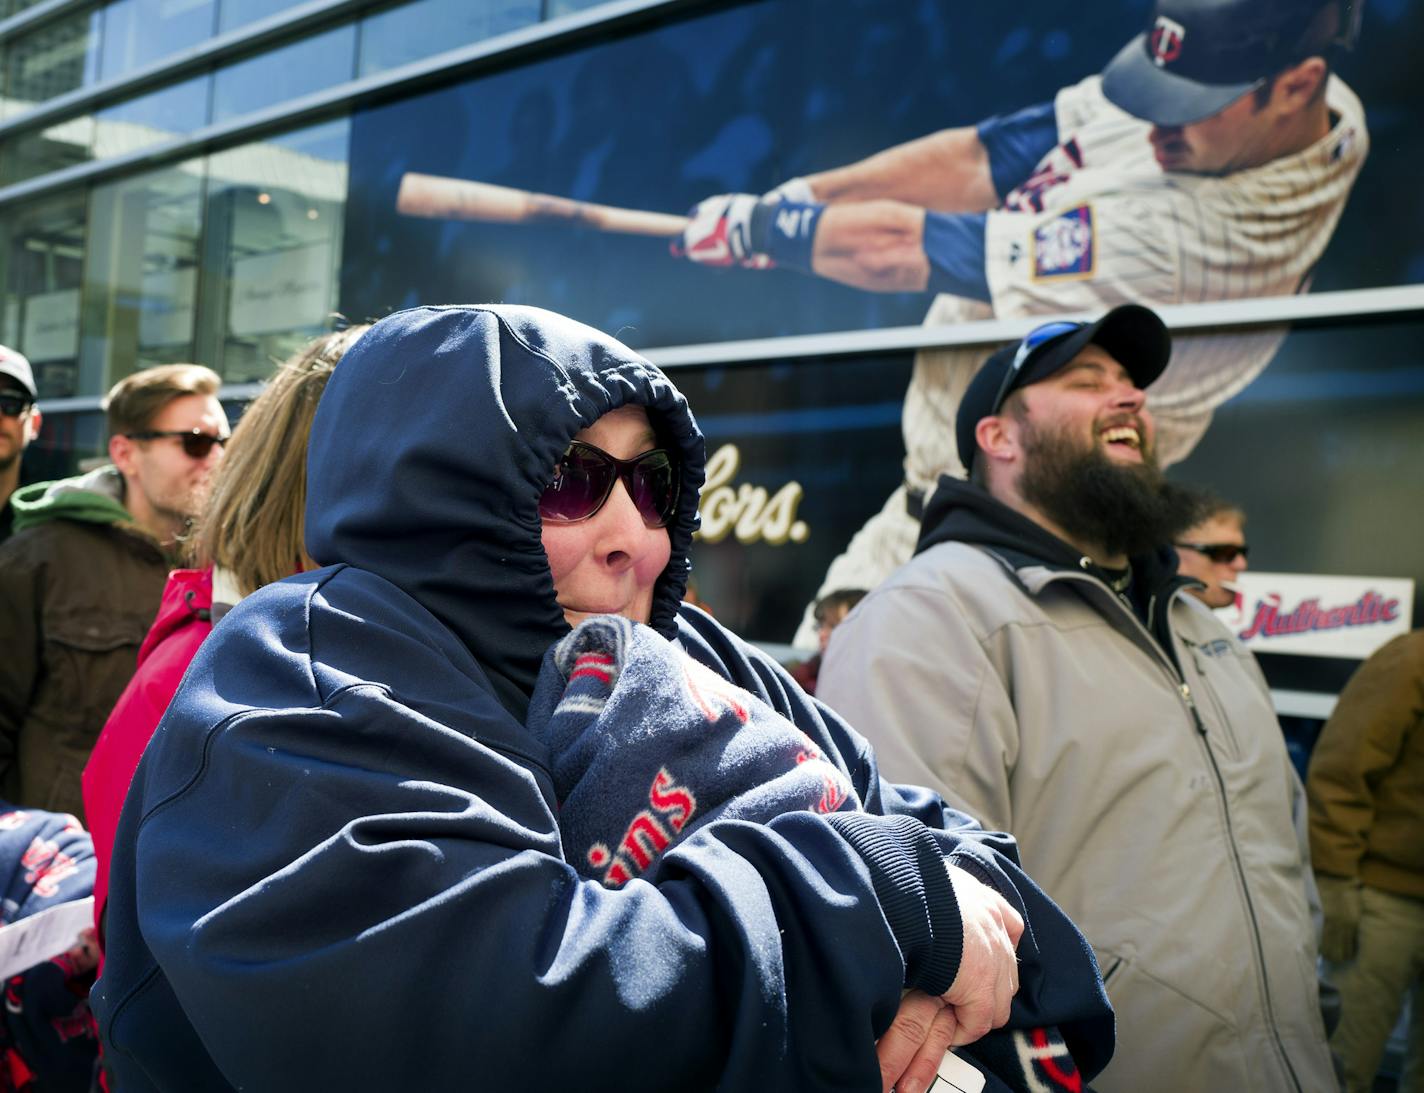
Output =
[
  {"x1": 875, "y1": 990, "x2": 960, "y2": 1093},
  {"x1": 942, "y1": 863, "x2": 1023, "y2": 1043},
  {"x1": 875, "y1": 864, "x2": 1023, "y2": 1093}
]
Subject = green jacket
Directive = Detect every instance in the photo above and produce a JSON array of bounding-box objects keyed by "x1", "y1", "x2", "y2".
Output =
[
  {"x1": 0, "y1": 467, "x2": 170, "y2": 819},
  {"x1": 1308, "y1": 630, "x2": 1424, "y2": 900}
]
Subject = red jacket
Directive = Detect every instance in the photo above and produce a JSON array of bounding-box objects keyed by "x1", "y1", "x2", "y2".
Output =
[{"x1": 81, "y1": 567, "x2": 214, "y2": 950}]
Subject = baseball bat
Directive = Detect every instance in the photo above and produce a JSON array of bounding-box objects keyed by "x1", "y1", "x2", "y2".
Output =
[{"x1": 396, "y1": 172, "x2": 689, "y2": 238}]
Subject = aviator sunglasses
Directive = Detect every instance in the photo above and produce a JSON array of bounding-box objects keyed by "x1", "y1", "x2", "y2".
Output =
[
  {"x1": 539, "y1": 441, "x2": 679, "y2": 528},
  {"x1": 989, "y1": 320, "x2": 1085, "y2": 416},
  {"x1": 125, "y1": 428, "x2": 228, "y2": 459},
  {"x1": 1175, "y1": 541, "x2": 1250, "y2": 564}
]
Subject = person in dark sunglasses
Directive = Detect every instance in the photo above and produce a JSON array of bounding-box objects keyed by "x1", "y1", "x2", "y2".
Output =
[
  {"x1": 0, "y1": 362, "x2": 224, "y2": 819},
  {"x1": 1172, "y1": 491, "x2": 1250, "y2": 609},
  {"x1": 96, "y1": 305, "x2": 1115, "y2": 1093},
  {"x1": 0, "y1": 344, "x2": 42, "y2": 544}
]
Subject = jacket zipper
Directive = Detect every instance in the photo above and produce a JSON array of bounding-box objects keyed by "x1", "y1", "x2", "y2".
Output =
[
  {"x1": 1057, "y1": 574, "x2": 1305, "y2": 1093},
  {"x1": 1178, "y1": 678, "x2": 1303, "y2": 1093}
]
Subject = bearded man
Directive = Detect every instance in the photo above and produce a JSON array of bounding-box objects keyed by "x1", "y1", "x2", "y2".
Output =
[{"x1": 818, "y1": 304, "x2": 1334, "y2": 1093}]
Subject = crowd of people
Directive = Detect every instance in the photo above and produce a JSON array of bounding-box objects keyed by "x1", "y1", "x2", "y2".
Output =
[
  {"x1": 0, "y1": 1, "x2": 1413, "y2": 1086},
  {"x1": 0, "y1": 296, "x2": 1416, "y2": 1092}
]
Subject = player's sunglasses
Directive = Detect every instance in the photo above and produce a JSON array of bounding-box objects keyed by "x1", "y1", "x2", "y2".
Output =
[
  {"x1": 539, "y1": 441, "x2": 679, "y2": 528},
  {"x1": 990, "y1": 320, "x2": 1085, "y2": 416},
  {"x1": 1175, "y1": 541, "x2": 1250, "y2": 564},
  {"x1": 0, "y1": 393, "x2": 34, "y2": 418},
  {"x1": 125, "y1": 428, "x2": 229, "y2": 459}
]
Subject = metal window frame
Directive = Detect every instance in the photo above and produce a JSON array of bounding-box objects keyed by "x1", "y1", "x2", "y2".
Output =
[
  {"x1": 0, "y1": 0, "x2": 374, "y2": 140},
  {"x1": 0, "y1": 0, "x2": 93, "y2": 45},
  {"x1": 0, "y1": 0, "x2": 703, "y2": 209},
  {"x1": 34, "y1": 283, "x2": 1424, "y2": 413}
]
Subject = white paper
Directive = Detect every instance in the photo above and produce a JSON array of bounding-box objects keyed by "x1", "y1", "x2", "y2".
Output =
[
  {"x1": 930, "y1": 1050, "x2": 986, "y2": 1093},
  {"x1": 0, "y1": 897, "x2": 94, "y2": 980}
]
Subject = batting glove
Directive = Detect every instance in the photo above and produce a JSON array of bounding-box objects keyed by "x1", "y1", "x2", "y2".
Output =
[
  {"x1": 1317, "y1": 875, "x2": 1363, "y2": 963},
  {"x1": 671, "y1": 194, "x2": 774, "y2": 269}
]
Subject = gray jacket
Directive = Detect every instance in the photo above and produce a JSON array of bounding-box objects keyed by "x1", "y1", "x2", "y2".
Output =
[{"x1": 820, "y1": 487, "x2": 1332, "y2": 1093}]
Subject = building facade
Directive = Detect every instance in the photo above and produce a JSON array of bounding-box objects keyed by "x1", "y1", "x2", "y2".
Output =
[{"x1": 1, "y1": 0, "x2": 1420, "y2": 700}]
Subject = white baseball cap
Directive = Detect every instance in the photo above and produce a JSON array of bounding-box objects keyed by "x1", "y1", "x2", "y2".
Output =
[{"x1": 0, "y1": 345, "x2": 36, "y2": 400}]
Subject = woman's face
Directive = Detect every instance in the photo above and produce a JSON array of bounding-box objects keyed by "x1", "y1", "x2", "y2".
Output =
[{"x1": 541, "y1": 405, "x2": 672, "y2": 628}]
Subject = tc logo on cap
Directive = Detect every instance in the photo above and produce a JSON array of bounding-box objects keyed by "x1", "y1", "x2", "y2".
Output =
[{"x1": 1150, "y1": 15, "x2": 1186, "y2": 67}]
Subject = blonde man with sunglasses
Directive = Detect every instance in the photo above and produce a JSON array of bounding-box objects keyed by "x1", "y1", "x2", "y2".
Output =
[{"x1": 0, "y1": 363, "x2": 226, "y2": 818}]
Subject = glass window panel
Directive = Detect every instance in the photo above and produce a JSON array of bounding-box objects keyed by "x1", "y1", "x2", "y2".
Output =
[
  {"x1": 357, "y1": 0, "x2": 538, "y2": 78},
  {"x1": 21, "y1": 407, "x2": 106, "y2": 484},
  {"x1": 82, "y1": 159, "x2": 205, "y2": 390},
  {"x1": 98, "y1": 0, "x2": 217, "y2": 83},
  {"x1": 1, "y1": 8, "x2": 102, "y2": 116},
  {"x1": 211, "y1": 24, "x2": 355, "y2": 125},
  {"x1": 197, "y1": 117, "x2": 350, "y2": 383},
  {"x1": 0, "y1": 192, "x2": 87, "y2": 399},
  {"x1": 0, "y1": 114, "x2": 95, "y2": 186},
  {"x1": 216, "y1": 0, "x2": 297, "y2": 35},
  {"x1": 93, "y1": 73, "x2": 210, "y2": 159}
]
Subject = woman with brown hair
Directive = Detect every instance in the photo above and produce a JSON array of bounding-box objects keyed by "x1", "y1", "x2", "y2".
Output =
[{"x1": 81, "y1": 324, "x2": 368, "y2": 952}]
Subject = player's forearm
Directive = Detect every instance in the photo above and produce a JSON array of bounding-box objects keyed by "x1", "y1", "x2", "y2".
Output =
[
  {"x1": 805, "y1": 127, "x2": 997, "y2": 214},
  {"x1": 810, "y1": 202, "x2": 931, "y2": 293}
]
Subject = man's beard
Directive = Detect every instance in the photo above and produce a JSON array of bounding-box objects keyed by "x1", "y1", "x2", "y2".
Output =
[{"x1": 1018, "y1": 420, "x2": 1196, "y2": 560}]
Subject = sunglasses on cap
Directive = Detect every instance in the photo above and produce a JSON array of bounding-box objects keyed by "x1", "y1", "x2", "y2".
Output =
[
  {"x1": 988, "y1": 320, "x2": 1085, "y2": 418},
  {"x1": 125, "y1": 428, "x2": 229, "y2": 459},
  {"x1": 539, "y1": 441, "x2": 679, "y2": 528},
  {"x1": 1176, "y1": 541, "x2": 1250, "y2": 564},
  {"x1": 0, "y1": 392, "x2": 34, "y2": 418}
]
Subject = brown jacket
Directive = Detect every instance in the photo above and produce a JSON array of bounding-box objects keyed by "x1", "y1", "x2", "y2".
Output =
[
  {"x1": 0, "y1": 469, "x2": 169, "y2": 819},
  {"x1": 1308, "y1": 630, "x2": 1424, "y2": 899}
]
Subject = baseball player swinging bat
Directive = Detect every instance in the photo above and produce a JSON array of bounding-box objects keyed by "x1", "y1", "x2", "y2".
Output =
[{"x1": 396, "y1": 172, "x2": 689, "y2": 237}]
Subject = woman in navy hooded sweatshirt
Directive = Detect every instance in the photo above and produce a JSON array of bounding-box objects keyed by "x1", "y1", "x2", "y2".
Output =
[{"x1": 92, "y1": 305, "x2": 1112, "y2": 1092}]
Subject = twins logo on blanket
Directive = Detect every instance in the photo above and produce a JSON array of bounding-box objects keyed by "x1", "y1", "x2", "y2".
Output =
[
  {"x1": 525, "y1": 620, "x2": 1092, "y2": 1093},
  {"x1": 526, "y1": 615, "x2": 859, "y2": 888}
]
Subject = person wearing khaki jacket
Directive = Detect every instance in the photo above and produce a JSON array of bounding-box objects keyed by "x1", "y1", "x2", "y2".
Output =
[
  {"x1": 0, "y1": 365, "x2": 226, "y2": 818},
  {"x1": 821, "y1": 305, "x2": 1332, "y2": 1092},
  {"x1": 1308, "y1": 629, "x2": 1424, "y2": 1093}
]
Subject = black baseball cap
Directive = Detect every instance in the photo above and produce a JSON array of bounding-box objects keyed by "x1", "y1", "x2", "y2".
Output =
[
  {"x1": 1101, "y1": 0, "x2": 1346, "y2": 127},
  {"x1": 956, "y1": 304, "x2": 1171, "y2": 474}
]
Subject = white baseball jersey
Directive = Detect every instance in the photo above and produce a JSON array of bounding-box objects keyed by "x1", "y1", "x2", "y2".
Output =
[{"x1": 795, "y1": 74, "x2": 1367, "y2": 647}]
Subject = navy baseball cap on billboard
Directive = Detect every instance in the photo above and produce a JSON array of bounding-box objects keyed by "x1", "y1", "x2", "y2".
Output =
[
  {"x1": 0, "y1": 345, "x2": 36, "y2": 400},
  {"x1": 1101, "y1": 0, "x2": 1352, "y2": 127},
  {"x1": 956, "y1": 304, "x2": 1171, "y2": 474}
]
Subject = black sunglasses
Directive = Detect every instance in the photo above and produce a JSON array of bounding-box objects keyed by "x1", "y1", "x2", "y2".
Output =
[
  {"x1": 539, "y1": 441, "x2": 679, "y2": 528},
  {"x1": 1176, "y1": 541, "x2": 1250, "y2": 564},
  {"x1": 0, "y1": 392, "x2": 33, "y2": 418},
  {"x1": 126, "y1": 428, "x2": 229, "y2": 459},
  {"x1": 989, "y1": 320, "x2": 1084, "y2": 416}
]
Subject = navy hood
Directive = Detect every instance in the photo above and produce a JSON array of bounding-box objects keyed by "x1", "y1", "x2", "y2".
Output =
[{"x1": 304, "y1": 305, "x2": 705, "y2": 716}]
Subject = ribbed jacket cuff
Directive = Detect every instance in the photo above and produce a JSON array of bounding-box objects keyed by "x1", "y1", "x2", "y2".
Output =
[{"x1": 825, "y1": 812, "x2": 963, "y2": 996}]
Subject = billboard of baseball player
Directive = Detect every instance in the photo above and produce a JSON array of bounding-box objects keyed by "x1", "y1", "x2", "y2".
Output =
[
  {"x1": 667, "y1": 0, "x2": 1373, "y2": 640},
  {"x1": 337, "y1": 0, "x2": 1419, "y2": 639}
]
